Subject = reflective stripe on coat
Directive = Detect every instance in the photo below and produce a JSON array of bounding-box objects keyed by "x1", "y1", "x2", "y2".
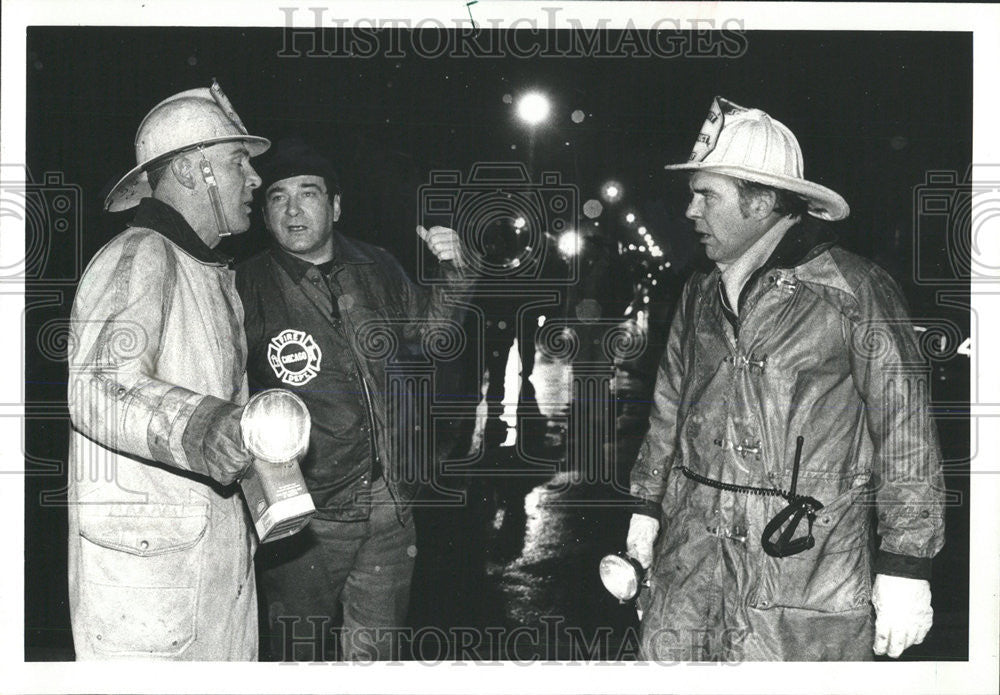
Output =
[{"x1": 67, "y1": 226, "x2": 256, "y2": 660}]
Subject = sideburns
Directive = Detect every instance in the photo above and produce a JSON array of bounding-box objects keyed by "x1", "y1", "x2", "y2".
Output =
[{"x1": 736, "y1": 192, "x2": 754, "y2": 219}]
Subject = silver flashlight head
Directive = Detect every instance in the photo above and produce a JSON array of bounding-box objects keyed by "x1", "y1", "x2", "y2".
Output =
[
  {"x1": 241, "y1": 388, "x2": 311, "y2": 463},
  {"x1": 599, "y1": 552, "x2": 646, "y2": 603}
]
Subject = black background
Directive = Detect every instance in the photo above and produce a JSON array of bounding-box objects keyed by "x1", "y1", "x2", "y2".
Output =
[{"x1": 24, "y1": 27, "x2": 971, "y2": 660}]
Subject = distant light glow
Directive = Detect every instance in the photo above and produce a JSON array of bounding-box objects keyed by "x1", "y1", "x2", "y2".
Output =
[
  {"x1": 516, "y1": 91, "x2": 551, "y2": 125},
  {"x1": 638, "y1": 226, "x2": 647, "y2": 235},
  {"x1": 514, "y1": 216, "x2": 526, "y2": 229},
  {"x1": 637, "y1": 309, "x2": 648, "y2": 332},
  {"x1": 500, "y1": 338, "x2": 520, "y2": 447},
  {"x1": 625, "y1": 212, "x2": 636, "y2": 224},
  {"x1": 583, "y1": 199, "x2": 604, "y2": 219},
  {"x1": 558, "y1": 230, "x2": 582, "y2": 256},
  {"x1": 602, "y1": 181, "x2": 623, "y2": 203}
]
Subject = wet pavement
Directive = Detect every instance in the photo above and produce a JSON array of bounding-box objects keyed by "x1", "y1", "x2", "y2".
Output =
[
  {"x1": 407, "y1": 431, "x2": 970, "y2": 663},
  {"x1": 408, "y1": 444, "x2": 643, "y2": 661}
]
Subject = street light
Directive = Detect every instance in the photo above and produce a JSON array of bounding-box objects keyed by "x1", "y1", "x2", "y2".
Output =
[
  {"x1": 602, "y1": 181, "x2": 623, "y2": 203},
  {"x1": 516, "y1": 91, "x2": 551, "y2": 126},
  {"x1": 558, "y1": 230, "x2": 582, "y2": 256}
]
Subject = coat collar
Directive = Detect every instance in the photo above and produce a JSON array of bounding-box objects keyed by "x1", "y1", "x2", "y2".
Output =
[
  {"x1": 130, "y1": 197, "x2": 232, "y2": 266},
  {"x1": 765, "y1": 216, "x2": 837, "y2": 270},
  {"x1": 704, "y1": 216, "x2": 837, "y2": 283}
]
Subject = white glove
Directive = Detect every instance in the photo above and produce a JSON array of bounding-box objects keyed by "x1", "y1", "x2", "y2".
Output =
[
  {"x1": 626, "y1": 514, "x2": 660, "y2": 570},
  {"x1": 872, "y1": 574, "x2": 933, "y2": 658}
]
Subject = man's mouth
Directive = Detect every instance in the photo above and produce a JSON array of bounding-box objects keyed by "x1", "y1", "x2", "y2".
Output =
[{"x1": 286, "y1": 225, "x2": 308, "y2": 232}]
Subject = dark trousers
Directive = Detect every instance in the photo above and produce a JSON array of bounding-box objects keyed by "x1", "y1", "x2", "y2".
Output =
[{"x1": 257, "y1": 478, "x2": 416, "y2": 661}]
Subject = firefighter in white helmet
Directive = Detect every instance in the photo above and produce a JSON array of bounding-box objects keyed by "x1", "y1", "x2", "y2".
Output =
[
  {"x1": 67, "y1": 81, "x2": 269, "y2": 659},
  {"x1": 626, "y1": 97, "x2": 944, "y2": 661}
]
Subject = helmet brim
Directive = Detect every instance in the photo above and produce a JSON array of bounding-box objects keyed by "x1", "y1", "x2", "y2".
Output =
[
  {"x1": 104, "y1": 135, "x2": 270, "y2": 212},
  {"x1": 664, "y1": 161, "x2": 850, "y2": 222}
]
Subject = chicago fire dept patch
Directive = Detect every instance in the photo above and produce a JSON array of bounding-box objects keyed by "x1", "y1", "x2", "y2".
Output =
[{"x1": 267, "y1": 329, "x2": 322, "y2": 386}]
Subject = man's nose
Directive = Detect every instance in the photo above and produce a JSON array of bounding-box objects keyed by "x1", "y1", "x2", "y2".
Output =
[
  {"x1": 245, "y1": 164, "x2": 262, "y2": 190},
  {"x1": 285, "y1": 195, "x2": 301, "y2": 216},
  {"x1": 685, "y1": 196, "x2": 702, "y2": 220}
]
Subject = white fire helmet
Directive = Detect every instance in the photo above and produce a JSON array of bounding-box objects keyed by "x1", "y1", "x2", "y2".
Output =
[{"x1": 104, "y1": 80, "x2": 270, "y2": 212}]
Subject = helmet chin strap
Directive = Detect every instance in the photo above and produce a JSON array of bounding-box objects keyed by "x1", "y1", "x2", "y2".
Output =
[{"x1": 196, "y1": 146, "x2": 233, "y2": 238}]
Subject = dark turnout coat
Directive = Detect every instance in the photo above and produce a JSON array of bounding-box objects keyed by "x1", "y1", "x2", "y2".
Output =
[
  {"x1": 630, "y1": 223, "x2": 945, "y2": 661},
  {"x1": 236, "y1": 231, "x2": 467, "y2": 521}
]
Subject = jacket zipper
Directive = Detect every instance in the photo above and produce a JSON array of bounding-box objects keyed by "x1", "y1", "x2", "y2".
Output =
[
  {"x1": 326, "y1": 269, "x2": 384, "y2": 484},
  {"x1": 359, "y1": 374, "x2": 382, "y2": 474}
]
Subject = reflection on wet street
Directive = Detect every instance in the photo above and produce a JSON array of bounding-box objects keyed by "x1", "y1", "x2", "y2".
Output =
[
  {"x1": 407, "y1": 352, "x2": 645, "y2": 660},
  {"x1": 410, "y1": 450, "x2": 642, "y2": 661}
]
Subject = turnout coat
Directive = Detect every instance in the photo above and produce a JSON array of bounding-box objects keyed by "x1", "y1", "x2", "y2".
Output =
[
  {"x1": 67, "y1": 199, "x2": 257, "y2": 660},
  {"x1": 630, "y1": 223, "x2": 945, "y2": 661}
]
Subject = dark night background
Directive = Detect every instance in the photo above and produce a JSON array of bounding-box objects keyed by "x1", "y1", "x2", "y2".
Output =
[{"x1": 24, "y1": 27, "x2": 971, "y2": 661}]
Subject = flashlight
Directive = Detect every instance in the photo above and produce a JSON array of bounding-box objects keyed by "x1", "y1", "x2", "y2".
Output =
[
  {"x1": 239, "y1": 389, "x2": 316, "y2": 543},
  {"x1": 599, "y1": 552, "x2": 647, "y2": 603}
]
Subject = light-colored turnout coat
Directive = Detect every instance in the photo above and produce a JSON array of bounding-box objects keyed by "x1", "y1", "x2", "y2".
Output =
[
  {"x1": 630, "y1": 223, "x2": 945, "y2": 661},
  {"x1": 67, "y1": 199, "x2": 256, "y2": 659}
]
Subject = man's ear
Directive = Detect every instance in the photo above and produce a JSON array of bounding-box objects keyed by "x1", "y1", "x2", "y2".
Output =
[
  {"x1": 750, "y1": 189, "x2": 777, "y2": 219},
  {"x1": 331, "y1": 194, "x2": 342, "y2": 222},
  {"x1": 169, "y1": 154, "x2": 197, "y2": 190}
]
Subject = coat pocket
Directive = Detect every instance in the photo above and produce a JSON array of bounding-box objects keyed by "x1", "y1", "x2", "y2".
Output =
[
  {"x1": 753, "y1": 488, "x2": 872, "y2": 613},
  {"x1": 77, "y1": 502, "x2": 209, "y2": 656}
]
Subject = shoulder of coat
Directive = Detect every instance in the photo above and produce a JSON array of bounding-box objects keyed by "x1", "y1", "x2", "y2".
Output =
[
  {"x1": 809, "y1": 246, "x2": 901, "y2": 293},
  {"x1": 234, "y1": 248, "x2": 273, "y2": 276},
  {"x1": 796, "y1": 246, "x2": 904, "y2": 321},
  {"x1": 86, "y1": 225, "x2": 175, "y2": 273}
]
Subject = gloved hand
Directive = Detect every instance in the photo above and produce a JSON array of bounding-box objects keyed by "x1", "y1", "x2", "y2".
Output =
[
  {"x1": 626, "y1": 513, "x2": 660, "y2": 570},
  {"x1": 872, "y1": 574, "x2": 933, "y2": 658},
  {"x1": 184, "y1": 396, "x2": 253, "y2": 486}
]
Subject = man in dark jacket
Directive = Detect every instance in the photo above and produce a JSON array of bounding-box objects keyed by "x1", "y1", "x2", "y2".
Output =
[
  {"x1": 235, "y1": 139, "x2": 465, "y2": 661},
  {"x1": 625, "y1": 97, "x2": 945, "y2": 661}
]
